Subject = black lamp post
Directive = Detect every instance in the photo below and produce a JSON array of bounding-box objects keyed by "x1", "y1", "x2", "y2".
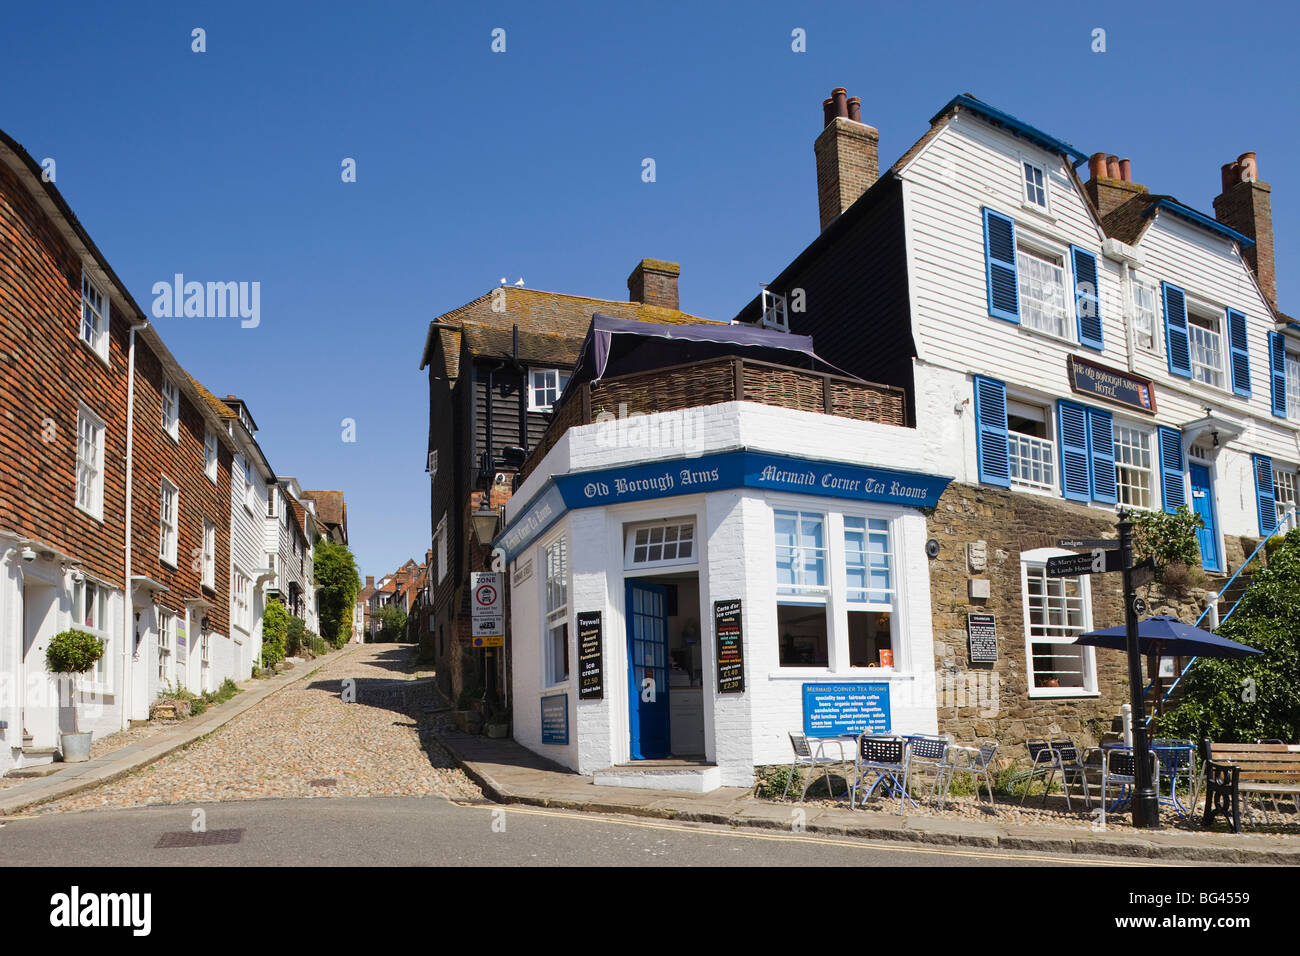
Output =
[
  {"x1": 469, "y1": 504, "x2": 503, "y2": 708},
  {"x1": 1118, "y1": 510, "x2": 1160, "y2": 828}
]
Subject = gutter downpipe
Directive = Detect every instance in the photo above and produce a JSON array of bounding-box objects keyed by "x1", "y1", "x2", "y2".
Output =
[{"x1": 121, "y1": 320, "x2": 147, "y2": 729}]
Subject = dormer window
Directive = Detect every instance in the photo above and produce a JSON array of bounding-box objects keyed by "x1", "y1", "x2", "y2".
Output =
[
  {"x1": 759, "y1": 288, "x2": 789, "y2": 332},
  {"x1": 1022, "y1": 160, "x2": 1048, "y2": 209},
  {"x1": 528, "y1": 369, "x2": 570, "y2": 412}
]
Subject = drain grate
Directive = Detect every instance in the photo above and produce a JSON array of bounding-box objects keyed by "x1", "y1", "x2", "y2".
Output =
[
  {"x1": 308, "y1": 778, "x2": 337, "y2": 787},
  {"x1": 154, "y1": 828, "x2": 245, "y2": 848}
]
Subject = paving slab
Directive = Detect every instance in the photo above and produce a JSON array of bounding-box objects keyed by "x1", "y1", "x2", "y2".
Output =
[{"x1": 433, "y1": 731, "x2": 1300, "y2": 864}]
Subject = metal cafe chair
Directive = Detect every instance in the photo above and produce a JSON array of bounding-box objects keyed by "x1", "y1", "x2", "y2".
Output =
[
  {"x1": 934, "y1": 741, "x2": 999, "y2": 808},
  {"x1": 1022, "y1": 738, "x2": 1092, "y2": 811},
  {"x1": 905, "y1": 734, "x2": 949, "y2": 805},
  {"x1": 783, "y1": 733, "x2": 851, "y2": 801},
  {"x1": 851, "y1": 735, "x2": 914, "y2": 812},
  {"x1": 1100, "y1": 747, "x2": 1160, "y2": 827}
]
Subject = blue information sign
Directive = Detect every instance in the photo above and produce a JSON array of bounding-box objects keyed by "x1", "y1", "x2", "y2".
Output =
[
  {"x1": 540, "y1": 693, "x2": 569, "y2": 745},
  {"x1": 802, "y1": 682, "x2": 891, "y2": 736}
]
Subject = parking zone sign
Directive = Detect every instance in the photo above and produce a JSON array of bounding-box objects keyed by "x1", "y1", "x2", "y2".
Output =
[{"x1": 471, "y1": 572, "x2": 503, "y2": 647}]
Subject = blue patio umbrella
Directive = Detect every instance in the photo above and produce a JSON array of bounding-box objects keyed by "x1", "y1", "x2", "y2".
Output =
[{"x1": 1073, "y1": 615, "x2": 1262, "y2": 659}]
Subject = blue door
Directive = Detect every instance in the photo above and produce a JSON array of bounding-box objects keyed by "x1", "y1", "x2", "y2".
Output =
[
  {"x1": 626, "y1": 580, "x2": 670, "y2": 759},
  {"x1": 1189, "y1": 463, "x2": 1221, "y2": 572}
]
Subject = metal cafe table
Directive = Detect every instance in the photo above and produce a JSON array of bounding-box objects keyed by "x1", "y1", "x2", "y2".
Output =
[
  {"x1": 816, "y1": 733, "x2": 922, "y2": 810},
  {"x1": 1100, "y1": 740, "x2": 1198, "y2": 818}
]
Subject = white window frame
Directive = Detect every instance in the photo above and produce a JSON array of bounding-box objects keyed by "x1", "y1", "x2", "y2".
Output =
[
  {"x1": 267, "y1": 488, "x2": 278, "y2": 519},
  {"x1": 204, "y1": 429, "x2": 219, "y2": 483},
  {"x1": 1020, "y1": 157, "x2": 1050, "y2": 212},
  {"x1": 159, "y1": 476, "x2": 178, "y2": 566},
  {"x1": 232, "y1": 567, "x2": 252, "y2": 634},
  {"x1": 842, "y1": 516, "x2": 893, "y2": 608},
  {"x1": 774, "y1": 509, "x2": 829, "y2": 601},
  {"x1": 623, "y1": 519, "x2": 697, "y2": 570},
  {"x1": 158, "y1": 610, "x2": 173, "y2": 683},
  {"x1": 542, "y1": 534, "x2": 569, "y2": 688},
  {"x1": 1006, "y1": 399, "x2": 1056, "y2": 495},
  {"x1": 1016, "y1": 237, "x2": 1072, "y2": 342},
  {"x1": 73, "y1": 578, "x2": 113, "y2": 690},
  {"x1": 1286, "y1": 351, "x2": 1300, "y2": 422},
  {"x1": 1186, "y1": 305, "x2": 1226, "y2": 391},
  {"x1": 1131, "y1": 275, "x2": 1161, "y2": 355},
  {"x1": 434, "y1": 514, "x2": 449, "y2": 582},
  {"x1": 243, "y1": 457, "x2": 256, "y2": 513},
  {"x1": 528, "y1": 368, "x2": 571, "y2": 413},
  {"x1": 75, "y1": 403, "x2": 106, "y2": 520},
  {"x1": 427, "y1": 450, "x2": 439, "y2": 477},
  {"x1": 1275, "y1": 466, "x2": 1298, "y2": 526},
  {"x1": 202, "y1": 519, "x2": 216, "y2": 589},
  {"x1": 1113, "y1": 422, "x2": 1156, "y2": 511},
  {"x1": 1021, "y1": 549, "x2": 1098, "y2": 698},
  {"x1": 160, "y1": 377, "x2": 180, "y2": 440},
  {"x1": 80, "y1": 271, "x2": 110, "y2": 362}
]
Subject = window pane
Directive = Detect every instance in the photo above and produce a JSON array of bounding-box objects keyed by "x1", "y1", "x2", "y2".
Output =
[{"x1": 777, "y1": 603, "x2": 828, "y2": 667}]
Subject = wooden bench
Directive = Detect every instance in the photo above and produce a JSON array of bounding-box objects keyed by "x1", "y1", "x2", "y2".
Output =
[{"x1": 1202, "y1": 741, "x2": 1300, "y2": 833}]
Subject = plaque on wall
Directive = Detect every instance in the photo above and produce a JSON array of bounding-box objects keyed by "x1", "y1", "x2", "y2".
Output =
[
  {"x1": 967, "y1": 613, "x2": 998, "y2": 663},
  {"x1": 714, "y1": 599, "x2": 745, "y2": 694},
  {"x1": 577, "y1": 611, "x2": 603, "y2": 700}
]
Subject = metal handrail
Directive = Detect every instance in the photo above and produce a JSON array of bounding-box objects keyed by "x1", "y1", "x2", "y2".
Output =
[{"x1": 1144, "y1": 505, "x2": 1296, "y2": 725}]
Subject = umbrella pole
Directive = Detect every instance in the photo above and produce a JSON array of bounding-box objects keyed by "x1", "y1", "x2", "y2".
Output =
[{"x1": 1120, "y1": 512, "x2": 1160, "y2": 828}]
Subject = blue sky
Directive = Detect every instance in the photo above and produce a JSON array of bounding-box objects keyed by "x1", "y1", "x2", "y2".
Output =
[{"x1": 4, "y1": 1, "x2": 1298, "y2": 576}]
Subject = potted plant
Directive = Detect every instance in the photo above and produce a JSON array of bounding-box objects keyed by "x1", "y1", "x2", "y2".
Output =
[{"x1": 45, "y1": 628, "x2": 105, "y2": 762}]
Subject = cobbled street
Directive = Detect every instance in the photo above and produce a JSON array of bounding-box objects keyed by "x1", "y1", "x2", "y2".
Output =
[{"x1": 34, "y1": 644, "x2": 481, "y2": 813}]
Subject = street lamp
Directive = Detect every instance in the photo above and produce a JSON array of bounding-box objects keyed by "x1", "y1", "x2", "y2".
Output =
[{"x1": 471, "y1": 505, "x2": 501, "y2": 550}]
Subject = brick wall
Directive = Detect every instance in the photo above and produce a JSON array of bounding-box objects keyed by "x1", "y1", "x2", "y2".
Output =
[{"x1": 130, "y1": 343, "x2": 233, "y2": 634}]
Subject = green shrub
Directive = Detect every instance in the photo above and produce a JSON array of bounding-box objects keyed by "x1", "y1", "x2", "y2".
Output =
[
  {"x1": 1133, "y1": 506, "x2": 1204, "y2": 572},
  {"x1": 307, "y1": 634, "x2": 330, "y2": 657},
  {"x1": 286, "y1": 616, "x2": 306, "y2": 657},
  {"x1": 262, "y1": 599, "x2": 289, "y2": 667},
  {"x1": 46, "y1": 629, "x2": 105, "y2": 675},
  {"x1": 754, "y1": 765, "x2": 801, "y2": 800}
]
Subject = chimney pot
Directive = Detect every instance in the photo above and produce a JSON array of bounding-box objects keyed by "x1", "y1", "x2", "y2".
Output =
[
  {"x1": 1118, "y1": 158, "x2": 1131, "y2": 183},
  {"x1": 831, "y1": 88, "x2": 848, "y2": 118},
  {"x1": 1237, "y1": 151, "x2": 1258, "y2": 182},
  {"x1": 1106, "y1": 155, "x2": 1121, "y2": 179},
  {"x1": 1088, "y1": 152, "x2": 1108, "y2": 180},
  {"x1": 822, "y1": 97, "x2": 834, "y2": 128},
  {"x1": 1220, "y1": 162, "x2": 1240, "y2": 193},
  {"x1": 847, "y1": 96, "x2": 862, "y2": 123}
]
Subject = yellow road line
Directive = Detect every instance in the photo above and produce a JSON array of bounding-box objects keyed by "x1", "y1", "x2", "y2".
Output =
[{"x1": 450, "y1": 800, "x2": 1176, "y2": 866}]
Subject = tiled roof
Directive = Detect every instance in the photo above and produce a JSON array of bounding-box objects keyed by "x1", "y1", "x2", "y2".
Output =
[
  {"x1": 186, "y1": 374, "x2": 237, "y2": 420},
  {"x1": 301, "y1": 490, "x2": 345, "y2": 527},
  {"x1": 1099, "y1": 193, "x2": 1159, "y2": 246}
]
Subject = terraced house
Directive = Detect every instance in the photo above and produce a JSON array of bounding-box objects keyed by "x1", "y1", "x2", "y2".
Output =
[{"x1": 733, "y1": 89, "x2": 1299, "y2": 751}]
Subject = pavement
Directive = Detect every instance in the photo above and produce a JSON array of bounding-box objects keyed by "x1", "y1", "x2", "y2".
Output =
[
  {"x1": 434, "y1": 730, "x2": 1300, "y2": 865},
  {"x1": 0, "y1": 650, "x2": 346, "y2": 817}
]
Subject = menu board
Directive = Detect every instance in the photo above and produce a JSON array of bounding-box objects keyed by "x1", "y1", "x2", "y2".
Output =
[
  {"x1": 577, "y1": 611, "x2": 603, "y2": 700},
  {"x1": 714, "y1": 599, "x2": 745, "y2": 694},
  {"x1": 967, "y1": 613, "x2": 998, "y2": 663},
  {"x1": 540, "y1": 693, "x2": 568, "y2": 745},
  {"x1": 802, "y1": 683, "x2": 891, "y2": 736}
]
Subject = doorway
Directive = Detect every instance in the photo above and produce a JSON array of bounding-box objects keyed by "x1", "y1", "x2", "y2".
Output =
[
  {"x1": 625, "y1": 571, "x2": 704, "y2": 760},
  {"x1": 1189, "y1": 461, "x2": 1221, "y2": 572},
  {"x1": 21, "y1": 579, "x2": 58, "y2": 749}
]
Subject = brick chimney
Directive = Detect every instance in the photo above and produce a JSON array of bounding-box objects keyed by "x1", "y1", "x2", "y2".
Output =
[
  {"x1": 366, "y1": 575, "x2": 374, "y2": 588},
  {"x1": 814, "y1": 87, "x2": 880, "y2": 231},
  {"x1": 627, "y1": 259, "x2": 680, "y2": 310},
  {"x1": 1084, "y1": 151, "x2": 1147, "y2": 218},
  {"x1": 1214, "y1": 152, "x2": 1276, "y2": 310}
]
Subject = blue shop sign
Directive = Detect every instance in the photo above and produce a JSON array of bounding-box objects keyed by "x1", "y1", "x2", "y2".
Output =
[
  {"x1": 497, "y1": 450, "x2": 951, "y2": 562},
  {"x1": 540, "y1": 693, "x2": 569, "y2": 745},
  {"x1": 802, "y1": 682, "x2": 891, "y2": 737}
]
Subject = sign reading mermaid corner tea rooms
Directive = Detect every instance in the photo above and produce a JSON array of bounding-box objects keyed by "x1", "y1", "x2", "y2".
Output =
[
  {"x1": 802, "y1": 683, "x2": 891, "y2": 736},
  {"x1": 1068, "y1": 356, "x2": 1156, "y2": 414}
]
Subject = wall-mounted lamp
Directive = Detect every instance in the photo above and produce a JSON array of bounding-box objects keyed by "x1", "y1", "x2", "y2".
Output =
[
  {"x1": 471, "y1": 505, "x2": 501, "y2": 548},
  {"x1": 1211, "y1": 430, "x2": 1220, "y2": 447},
  {"x1": 200, "y1": 616, "x2": 211, "y2": 634}
]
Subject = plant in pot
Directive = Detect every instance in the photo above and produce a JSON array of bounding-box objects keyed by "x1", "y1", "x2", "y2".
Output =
[{"x1": 45, "y1": 628, "x2": 105, "y2": 763}]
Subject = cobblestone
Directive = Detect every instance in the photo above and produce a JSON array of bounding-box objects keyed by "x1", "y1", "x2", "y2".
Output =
[{"x1": 36, "y1": 644, "x2": 481, "y2": 813}]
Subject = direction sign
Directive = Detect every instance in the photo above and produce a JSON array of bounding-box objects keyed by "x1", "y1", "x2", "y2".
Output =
[
  {"x1": 1056, "y1": 537, "x2": 1119, "y2": 550},
  {"x1": 1045, "y1": 549, "x2": 1123, "y2": 577},
  {"x1": 470, "y1": 571, "x2": 503, "y2": 639},
  {"x1": 1130, "y1": 558, "x2": 1156, "y2": 588}
]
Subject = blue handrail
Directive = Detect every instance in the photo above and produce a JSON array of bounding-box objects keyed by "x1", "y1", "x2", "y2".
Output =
[{"x1": 1144, "y1": 506, "x2": 1295, "y2": 725}]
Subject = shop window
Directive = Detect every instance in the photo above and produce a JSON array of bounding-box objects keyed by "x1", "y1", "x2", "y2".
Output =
[
  {"x1": 624, "y1": 520, "x2": 695, "y2": 569},
  {"x1": 774, "y1": 510, "x2": 826, "y2": 594},
  {"x1": 777, "y1": 603, "x2": 829, "y2": 667},
  {"x1": 848, "y1": 610, "x2": 894, "y2": 668},
  {"x1": 1022, "y1": 551, "x2": 1096, "y2": 695},
  {"x1": 544, "y1": 536, "x2": 569, "y2": 685}
]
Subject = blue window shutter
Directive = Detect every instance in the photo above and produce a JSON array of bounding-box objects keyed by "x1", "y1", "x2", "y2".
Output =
[
  {"x1": 1253, "y1": 455, "x2": 1276, "y2": 537},
  {"x1": 1158, "y1": 426, "x2": 1186, "y2": 514},
  {"x1": 1086, "y1": 407, "x2": 1117, "y2": 503},
  {"x1": 1070, "y1": 246, "x2": 1103, "y2": 350},
  {"x1": 1057, "y1": 401, "x2": 1090, "y2": 502},
  {"x1": 983, "y1": 208, "x2": 1019, "y2": 323},
  {"x1": 1226, "y1": 308, "x2": 1251, "y2": 397},
  {"x1": 1270, "y1": 331, "x2": 1288, "y2": 418},
  {"x1": 1162, "y1": 282, "x2": 1192, "y2": 378},
  {"x1": 973, "y1": 376, "x2": 1010, "y2": 487}
]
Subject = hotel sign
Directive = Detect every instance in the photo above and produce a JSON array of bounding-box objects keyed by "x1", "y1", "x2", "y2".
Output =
[
  {"x1": 496, "y1": 451, "x2": 953, "y2": 562},
  {"x1": 1068, "y1": 356, "x2": 1156, "y2": 414}
]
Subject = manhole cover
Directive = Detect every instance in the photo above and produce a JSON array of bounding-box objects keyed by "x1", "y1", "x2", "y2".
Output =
[
  {"x1": 154, "y1": 828, "x2": 245, "y2": 848},
  {"x1": 309, "y1": 778, "x2": 337, "y2": 787}
]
